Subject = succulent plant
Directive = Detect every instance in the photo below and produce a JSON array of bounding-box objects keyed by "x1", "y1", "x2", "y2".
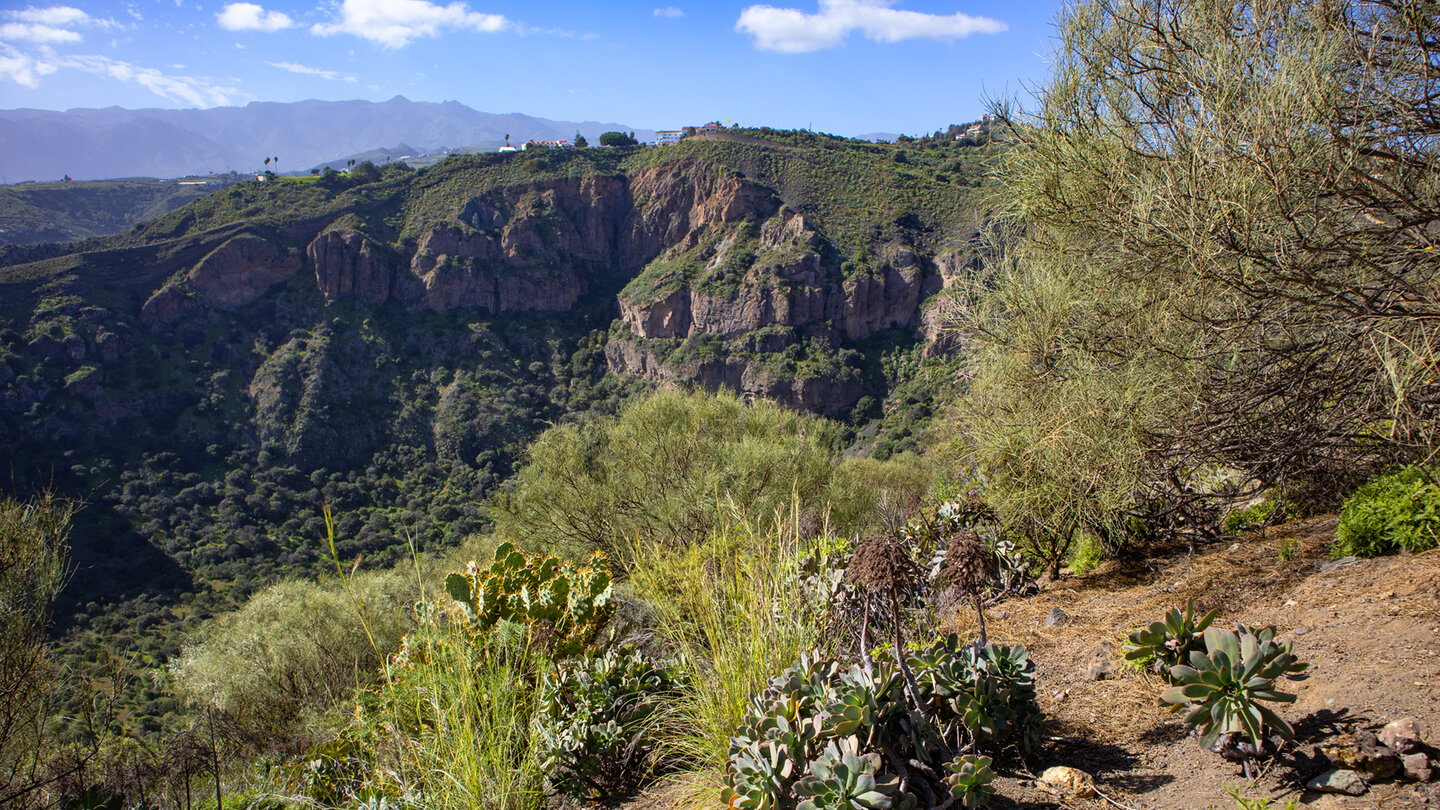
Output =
[
  {"x1": 1160, "y1": 626, "x2": 1304, "y2": 752},
  {"x1": 723, "y1": 737, "x2": 801, "y2": 810},
  {"x1": 846, "y1": 534, "x2": 923, "y2": 596},
  {"x1": 443, "y1": 542, "x2": 613, "y2": 657},
  {"x1": 1124, "y1": 599, "x2": 1217, "y2": 677},
  {"x1": 726, "y1": 642, "x2": 1042, "y2": 809},
  {"x1": 943, "y1": 754, "x2": 996, "y2": 808},
  {"x1": 794, "y1": 737, "x2": 905, "y2": 810},
  {"x1": 535, "y1": 646, "x2": 687, "y2": 801},
  {"x1": 909, "y1": 636, "x2": 1044, "y2": 758}
]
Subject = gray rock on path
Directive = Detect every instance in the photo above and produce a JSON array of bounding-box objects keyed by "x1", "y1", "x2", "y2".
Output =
[
  {"x1": 1402, "y1": 753, "x2": 1433, "y2": 782},
  {"x1": 1380, "y1": 717, "x2": 1427, "y2": 754},
  {"x1": 1087, "y1": 641, "x2": 1115, "y2": 681},
  {"x1": 1306, "y1": 769, "x2": 1368, "y2": 795},
  {"x1": 1320, "y1": 556, "x2": 1360, "y2": 572},
  {"x1": 1045, "y1": 607, "x2": 1070, "y2": 627}
]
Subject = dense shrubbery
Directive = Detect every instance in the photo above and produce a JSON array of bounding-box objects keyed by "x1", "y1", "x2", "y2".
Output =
[
  {"x1": 170, "y1": 568, "x2": 415, "y2": 741},
  {"x1": 945, "y1": 0, "x2": 1440, "y2": 566},
  {"x1": 493, "y1": 389, "x2": 925, "y2": 561},
  {"x1": 1332, "y1": 467, "x2": 1440, "y2": 558},
  {"x1": 723, "y1": 639, "x2": 1036, "y2": 810},
  {"x1": 0, "y1": 495, "x2": 74, "y2": 808},
  {"x1": 535, "y1": 647, "x2": 688, "y2": 801}
]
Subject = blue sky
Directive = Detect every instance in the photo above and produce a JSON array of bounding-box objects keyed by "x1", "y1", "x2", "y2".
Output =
[{"x1": 0, "y1": 0, "x2": 1062, "y2": 136}]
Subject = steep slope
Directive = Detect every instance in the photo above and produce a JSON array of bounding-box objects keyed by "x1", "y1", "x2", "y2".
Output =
[
  {"x1": 0, "y1": 134, "x2": 999, "y2": 722},
  {"x1": 0, "y1": 178, "x2": 219, "y2": 245}
]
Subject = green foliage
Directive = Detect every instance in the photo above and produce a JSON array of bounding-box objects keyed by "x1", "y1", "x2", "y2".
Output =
[
  {"x1": 0, "y1": 177, "x2": 216, "y2": 245},
  {"x1": 1223, "y1": 782, "x2": 1300, "y2": 810},
  {"x1": 723, "y1": 637, "x2": 1040, "y2": 809},
  {"x1": 535, "y1": 646, "x2": 687, "y2": 801},
  {"x1": 943, "y1": 755, "x2": 996, "y2": 808},
  {"x1": 276, "y1": 737, "x2": 371, "y2": 807},
  {"x1": 170, "y1": 569, "x2": 415, "y2": 739},
  {"x1": 1222, "y1": 495, "x2": 1296, "y2": 536},
  {"x1": 955, "y1": 0, "x2": 1440, "y2": 555},
  {"x1": 1066, "y1": 535, "x2": 1104, "y2": 576},
  {"x1": 907, "y1": 636, "x2": 1044, "y2": 758},
  {"x1": 493, "y1": 389, "x2": 842, "y2": 560},
  {"x1": 626, "y1": 506, "x2": 826, "y2": 772},
  {"x1": 1124, "y1": 599, "x2": 1218, "y2": 678},
  {"x1": 355, "y1": 604, "x2": 547, "y2": 809},
  {"x1": 0, "y1": 495, "x2": 73, "y2": 801},
  {"x1": 794, "y1": 737, "x2": 904, "y2": 810},
  {"x1": 1161, "y1": 627, "x2": 1307, "y2": 751},
  {"x1": 1276, "y1": 538, "x2": 1299, "y2": 562},
  {"x1": 599, "y1": 131, "x2": 639, "y2": 147},
  {"x1": 1332, "y1": 466, "x2": 1440, "y2": 558},
  {"x1": 443, "y1": 541, "x2": 613, "y2": 658}
]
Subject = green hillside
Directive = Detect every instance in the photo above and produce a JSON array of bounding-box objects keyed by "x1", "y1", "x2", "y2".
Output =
[{"x1": 0, "y1": 178, "x2": 222, "y2": 245}]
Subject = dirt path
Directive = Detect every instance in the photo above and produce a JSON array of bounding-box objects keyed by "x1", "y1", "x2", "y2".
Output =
[{"x1": 967, "y1": 516, "x2": 1440, "y2": 809}]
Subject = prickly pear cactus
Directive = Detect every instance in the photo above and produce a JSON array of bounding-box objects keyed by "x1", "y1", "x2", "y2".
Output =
[{"x1": 444, "y1": 542, "x2": 613, "y2": 657}]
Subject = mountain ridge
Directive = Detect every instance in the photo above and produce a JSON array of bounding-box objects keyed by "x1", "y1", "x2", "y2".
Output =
[{"x1": 0, "y1": 96, "x2": 658, "y2": 182}]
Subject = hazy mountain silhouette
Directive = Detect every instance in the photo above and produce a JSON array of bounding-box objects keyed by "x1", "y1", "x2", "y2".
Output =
[{"x1": 0, "y1": 96, "x2": 655, "y2": 182}]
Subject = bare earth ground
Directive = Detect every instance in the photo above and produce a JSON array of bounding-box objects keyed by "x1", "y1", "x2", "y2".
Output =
[
  {"x1": 630, "y1": 516, "x2": 1439, "y2": 809},
  {"x1": 961, "y1": 515, "x2": 1440, "y2": 809}
]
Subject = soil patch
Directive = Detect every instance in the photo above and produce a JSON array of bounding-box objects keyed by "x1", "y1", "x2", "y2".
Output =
[{"x1": 969, "y1": 516, "x2": 1440, "y2": 809}]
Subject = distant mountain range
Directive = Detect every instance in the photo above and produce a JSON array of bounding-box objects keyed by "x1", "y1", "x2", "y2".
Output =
[{"x1": 0, "y1": 97, "x2": 657, "y2": 182}]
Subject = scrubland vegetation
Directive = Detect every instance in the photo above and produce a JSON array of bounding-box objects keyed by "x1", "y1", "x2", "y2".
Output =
[{"x1": 2, "y1": 0, "x2": 1438, "y2": 807}]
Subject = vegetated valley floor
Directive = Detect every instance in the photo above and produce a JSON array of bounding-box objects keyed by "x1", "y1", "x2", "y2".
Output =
[{"x1": 647, "y1": 518, "x2": 1440, "y2": 810}]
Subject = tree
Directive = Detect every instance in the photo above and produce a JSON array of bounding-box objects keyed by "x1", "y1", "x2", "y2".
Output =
[
  {"x1": 573, "y1": 132, "x2": 588, "y2": 148},
  {"x1": 0, "y1": 495, "x2": 73, "y2": 807},
  {"x1": 348, "y1": 160, "x2": 381, "y2": 185},
  {"x1": 598, "y1": 131, "x2": 638, "y2": 148},
  {"x1": 952, "y1": 0, "x2": 1440, "y2": 547}
]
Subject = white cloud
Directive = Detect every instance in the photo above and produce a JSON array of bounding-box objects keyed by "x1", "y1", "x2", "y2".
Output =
[
  {"x1": 0, "y1": 22, "x2": 82, "y2": 43},
  {"x1": 216, "y1": 3, "x2": 293, "y2": 32},
  {"x1": 0, "y1": 43, "x2": 56, "y2": 86},
  {"x1": 266, "y1": 60, "x2": 357, "y2": 81},
  {"x1": 1, "y1": 5, "x2": 113, "y2": 44},
  {"x1": 312, "y1": 0, "x2": 509, "y2": 48},
  {"x1": 12, "y1": 6, "x2": 90, "y2": 26},
  {"x1": 0, "y1": 43, "x2": 235, "y2": 105},
  {"x1": 65, "y1": 53, "x2": 237, "y2": 105},
  {"x1": 736, "y1": 0, "x2": 1005, "y2": 53},
  {"x1": 654, "y1": 6, "x2": 684, "y2": 18}
]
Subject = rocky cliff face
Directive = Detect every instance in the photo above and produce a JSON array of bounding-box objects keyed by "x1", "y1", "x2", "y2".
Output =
[
  {"x1": 309, "y1": 230, "x2": 394, "y2": 304},
  {"x1": 134, "y1": 157, "x2": 973, "y2": 414},
  {"x1": 143, "y1": 233, "x2": 302, "y2": 324}
]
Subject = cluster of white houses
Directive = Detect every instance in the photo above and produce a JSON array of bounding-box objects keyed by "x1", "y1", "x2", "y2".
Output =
[{"x1": 497, "y1": 122, "x2": 728, "y2": 153}]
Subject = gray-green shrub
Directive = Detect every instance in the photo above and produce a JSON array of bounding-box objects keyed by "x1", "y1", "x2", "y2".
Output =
[{"x1": 171, "y1": 570, "x2": 414, "y2": 739}]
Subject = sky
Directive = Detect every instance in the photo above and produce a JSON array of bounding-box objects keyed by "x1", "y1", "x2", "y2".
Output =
[{"x1": 0, "y1": 0, "x2": 1064, "y2": 137}]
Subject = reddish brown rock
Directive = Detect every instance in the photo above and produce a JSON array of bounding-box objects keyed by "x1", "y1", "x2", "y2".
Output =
[
  {"x1": 188, "y1": 235, "x2": 302, "y2": 307},
  {"x1": 309, "y1": 230, "x2": 394, "y2": 304}
]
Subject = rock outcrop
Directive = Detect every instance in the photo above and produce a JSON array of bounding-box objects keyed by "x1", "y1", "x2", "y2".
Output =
[
  {"x1": 617, "y1": 218, "x2": 936, "y2": 344},
  {"x1": 309, "y1": 230, "x2": 394, "y2": 304},
  {"x1": 143, "y1": 233, "x2": 301, "y2": 323},
  {"x1": 131, "y1": 156, "x2": 984, "y2": 414},
  {"x1": 188, "y1": 235, "x2": 302, "y2": 307}
]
